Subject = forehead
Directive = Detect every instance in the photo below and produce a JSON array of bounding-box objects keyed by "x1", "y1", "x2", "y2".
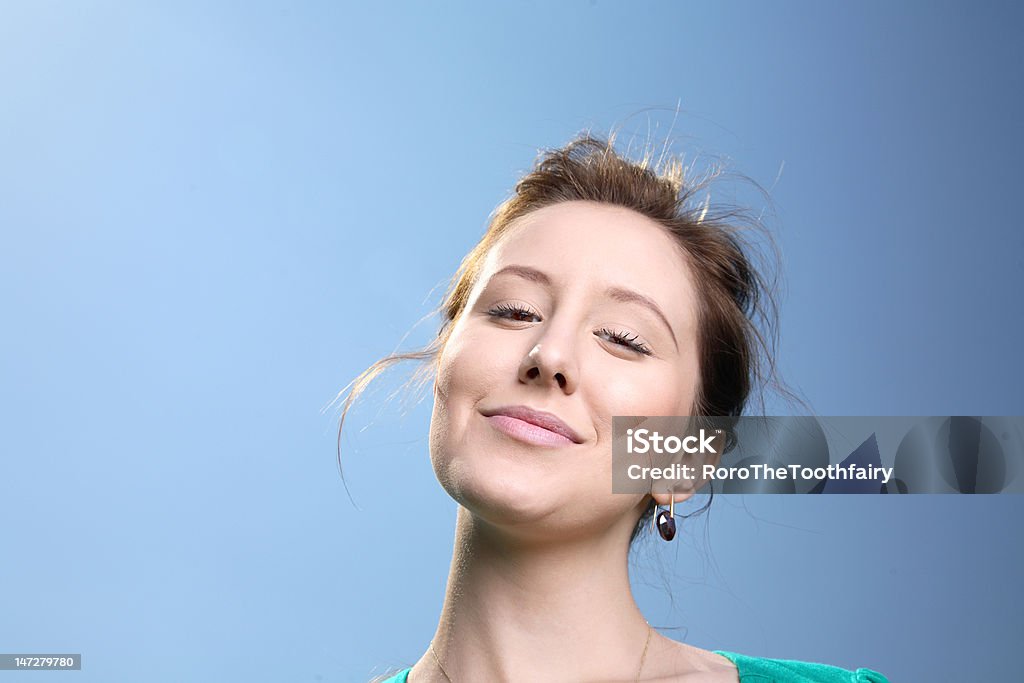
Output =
[{"x1": 478, "y1": 201, "x2": 700, "y2": 334}]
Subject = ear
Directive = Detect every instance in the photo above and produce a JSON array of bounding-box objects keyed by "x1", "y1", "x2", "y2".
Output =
[
  {"x1": 650, "y1": 490, "x2": 695, "y2": 507},
  {"x1": 649, "y1": 428, "x2": 722, "y2": 508}
]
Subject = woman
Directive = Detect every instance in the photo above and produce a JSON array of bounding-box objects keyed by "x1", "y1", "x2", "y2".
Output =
[{"x1": 338, "y1": 133, "x2": 890, "y2": 682}]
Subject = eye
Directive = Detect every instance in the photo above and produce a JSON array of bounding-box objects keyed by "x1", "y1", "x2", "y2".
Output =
[
  {"x1": 486, "y1": 303, "x2": 653, "y2": 357},
  {"x1": 486, "y1": 302, "x2": 540, "y2": 323},
  {"x1": 596, "y1": 327, "x2": 654, "y2": 357}
]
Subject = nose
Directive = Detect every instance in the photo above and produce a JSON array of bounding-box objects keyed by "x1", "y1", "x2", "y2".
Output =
[{"x1": 518, "y1": 342, "x2": 578, "y2": 393}]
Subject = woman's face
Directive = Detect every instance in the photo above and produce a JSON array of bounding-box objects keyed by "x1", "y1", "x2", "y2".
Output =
[{"x1": 429, "y1": 200, "x2": 702, "y2": 542}]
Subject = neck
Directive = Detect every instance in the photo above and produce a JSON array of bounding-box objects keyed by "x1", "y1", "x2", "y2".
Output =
[{"x1": 423, "y1": 504, "x2": 652, "y2": 682}]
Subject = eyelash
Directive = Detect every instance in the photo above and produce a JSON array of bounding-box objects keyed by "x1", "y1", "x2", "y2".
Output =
[{"x1": 486, "y1": 303, "x2": 654, "y2": 357}]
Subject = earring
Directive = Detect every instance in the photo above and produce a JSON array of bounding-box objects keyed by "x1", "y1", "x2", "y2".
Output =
[{"x1": 652, "y1": 495, "x2": 677, "y2": 541}]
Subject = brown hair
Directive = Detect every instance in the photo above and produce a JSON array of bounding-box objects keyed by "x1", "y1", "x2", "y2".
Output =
[{"x1": 329, "y1": 129, "x2": 804, "y2": 545}]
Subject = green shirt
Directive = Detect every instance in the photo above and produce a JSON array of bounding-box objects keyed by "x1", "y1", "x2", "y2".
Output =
[{"x1": 375, "y1": 650, "x2": 891, "y2": 682}]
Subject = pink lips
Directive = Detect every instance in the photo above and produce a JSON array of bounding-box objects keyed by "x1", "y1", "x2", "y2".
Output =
[{"x1": 481, "y1": 405, "x2": 583, "y2": 447}]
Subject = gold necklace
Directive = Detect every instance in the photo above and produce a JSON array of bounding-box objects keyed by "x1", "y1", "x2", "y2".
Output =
[{"x1": 429, "y1": 623, "x2": 654, "y2": 682}]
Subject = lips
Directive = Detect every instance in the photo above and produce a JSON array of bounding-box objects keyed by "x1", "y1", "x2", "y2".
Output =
[{"x1": 480, "y1": 405, "x2": 584, "y2": 444}]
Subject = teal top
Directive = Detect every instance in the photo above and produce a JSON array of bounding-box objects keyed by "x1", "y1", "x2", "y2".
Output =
[{"x1": 375, "y1": 650, "x2": 890, "y2": 682}]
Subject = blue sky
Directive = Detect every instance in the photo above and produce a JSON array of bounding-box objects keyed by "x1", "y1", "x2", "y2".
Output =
[{"x1": 1, "y1": 2, "x2": 1022, "y2": 681}]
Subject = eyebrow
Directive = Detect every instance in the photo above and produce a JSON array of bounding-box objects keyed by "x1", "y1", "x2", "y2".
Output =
[{"x1": 489, "y1": 264, "x2": 680, "y2": 351}]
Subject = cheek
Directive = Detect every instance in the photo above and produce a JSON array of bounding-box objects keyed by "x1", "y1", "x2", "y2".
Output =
[
  {"x1": 429, "y1": 323, "x2": 509, "y2": 464},
  {"x1": 434, "y1": 324, "x2": 506, "y2": 404},
  {"x1": 429, "y1": 340, "x2": 468, "y2": 496},
  {"x1": 600, "y1": 362, "x2": 697, "y2": 420}
]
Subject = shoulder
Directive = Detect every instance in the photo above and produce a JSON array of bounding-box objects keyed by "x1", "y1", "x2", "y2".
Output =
[
  {"x1": 713, "y1": 650, "x2": 891, "y2": 683},
  {"x1": 643, "y1": 637, "x2": 741, "y2": 681},
  {"x1": 369, "y1": 667, "x2": 410, "y2": 683}
]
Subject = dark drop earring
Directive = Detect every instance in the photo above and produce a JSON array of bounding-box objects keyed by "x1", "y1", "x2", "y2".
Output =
[{"x1": 652, "y1": 495, "x2": 677, "y2": 541}]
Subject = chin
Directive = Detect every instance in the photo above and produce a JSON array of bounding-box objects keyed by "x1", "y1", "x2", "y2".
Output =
[{"x1": 441, "y1": 452, "x2": 563, "y2": 526}]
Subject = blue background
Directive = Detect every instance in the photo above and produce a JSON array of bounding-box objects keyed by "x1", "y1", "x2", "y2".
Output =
[{"x1": 2, "y1": 2, "x2": 1022, "y2": 681}]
